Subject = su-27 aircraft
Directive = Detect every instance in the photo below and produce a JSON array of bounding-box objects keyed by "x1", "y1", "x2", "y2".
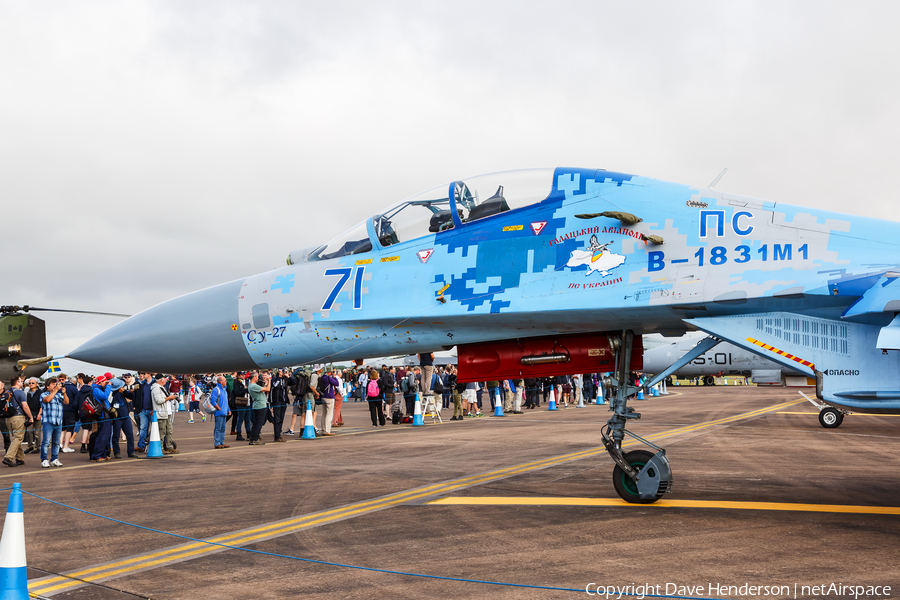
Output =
[{"x1": 65, "y1": 167, "x2": 900, "y2": 504}]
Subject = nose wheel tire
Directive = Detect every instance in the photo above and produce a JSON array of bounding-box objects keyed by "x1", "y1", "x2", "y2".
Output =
[
  {"x1": 819, "y1": 407, "x2": 843, "y2": 428},
  {"x1": 612, "y1": 449, "x2": 666, "y2": 504}
]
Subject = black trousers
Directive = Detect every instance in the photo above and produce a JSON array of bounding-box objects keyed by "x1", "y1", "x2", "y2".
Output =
[
  {"x1": 0, "y1": 418, "x2": 9, "y2": 450},
  {"x1": 250, "y1": 408, "x2": 267, "y2": 442},
  {"x1": 111, "y1": 415, "x2": 134, "y2": 456},
  {"x1": 368, "y1": 401, "x2": 385, "y2": 426},
  {"x1": 271, "y1": 404, "x2": 286, "y2": 440}
]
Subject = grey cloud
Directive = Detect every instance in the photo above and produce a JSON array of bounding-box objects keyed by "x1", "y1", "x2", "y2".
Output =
[{"x1": 1, "y1": 0, "x2": 899, "y2": 374}]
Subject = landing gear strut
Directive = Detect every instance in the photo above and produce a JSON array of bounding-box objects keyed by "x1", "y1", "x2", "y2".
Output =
[
  {"x1": 601, "y1": 330, "x2": 674, "y2": 503},
  {"x1": 799, "y1": 391, "x2": 848, "y2": 429}
]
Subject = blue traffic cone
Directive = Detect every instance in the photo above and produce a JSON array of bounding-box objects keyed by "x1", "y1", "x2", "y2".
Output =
[
  {"x1": 412, "y1": 392, "x2": 424, "y2": 426},
  {"x1": 548, "y1": 387, "x2": 557, "y2": 411},
  {"x1": 146, "y1": 412, "x2": 165, "y2": 458},
  {"x1": 302, "y1": 399, "x2": 317, "y2": 439},
  {"x1": 651, "y1": 386, "x2": 659, "y2": 397},
  {"x1": 178, "y1": 398, "x2": 185, "y2": 411},
  {"x1": 637, "y1": 388, "x2": 645, "y2": 400},
  {"x1": 0, "y1": 483, "x2": 28, "y2": 599},
  {"x1": 493, "y1": 388, "x2": 505, "y2": 416}
]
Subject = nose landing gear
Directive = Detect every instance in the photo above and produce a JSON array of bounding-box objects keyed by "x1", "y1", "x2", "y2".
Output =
[
  {"x1": 612, "y1": 449, "x2": 672, "y2": 504},
  {"x1": 603, "y1": 330, "x2": 674, "y2": 504}
]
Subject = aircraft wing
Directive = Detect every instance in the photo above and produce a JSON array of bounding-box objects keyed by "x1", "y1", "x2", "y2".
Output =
[{"x1": 684, "y1": 315, "x2": 817, "y2": 378}]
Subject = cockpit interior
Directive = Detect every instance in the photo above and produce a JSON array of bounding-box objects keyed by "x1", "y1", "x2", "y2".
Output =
[{"x1": 300, "y1": 168, "x2": 555, "y2": 264}]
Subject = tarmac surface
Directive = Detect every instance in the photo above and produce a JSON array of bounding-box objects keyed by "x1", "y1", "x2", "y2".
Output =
[{"x1": 4, "y1": 385, "x2": 900, "y2": 599}]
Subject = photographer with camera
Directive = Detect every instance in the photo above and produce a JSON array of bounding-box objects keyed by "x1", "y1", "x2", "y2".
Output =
[
  {"x1": 151, "y1": 374, "x2": 179, "y2": 454},
  {"x1": 2, "y1": 376, "x2": 35, "y2": 468},
  {"x1": 39, "y1": 376, "x2": 69, "y2": 467},
  {"x1": 247, "y1": 372, "x2": 270, "y2": 446}
]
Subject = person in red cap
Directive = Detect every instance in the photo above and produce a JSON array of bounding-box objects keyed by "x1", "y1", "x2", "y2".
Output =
[{"x1": 89, "y1": 375, "x2": 113, "y2": 462}]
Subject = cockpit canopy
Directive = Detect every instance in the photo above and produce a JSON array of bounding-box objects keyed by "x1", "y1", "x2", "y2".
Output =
[{"x1": 296, "y1": 168, "x2": 555, "y2": 264}]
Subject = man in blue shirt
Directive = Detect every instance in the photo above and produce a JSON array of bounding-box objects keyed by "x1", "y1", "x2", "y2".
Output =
[
  {"x1": 109, "y1": 377, "x2": 135, "y2": 459},
  {"x1": 210, "y1": 376, "x2": 231, "y2": 449},
  {"x1": 40, "y1": 376, "x2": 69, "y2": 467},
  {"x1": 58, "y1": 373, "x2": 80, "y2": 453},
  {"x1": 136, "y1": 372, "x2": 155, "y2": 452},
  {"x1": 89, "y1": 375, "x2": 114, "y2": 462}
]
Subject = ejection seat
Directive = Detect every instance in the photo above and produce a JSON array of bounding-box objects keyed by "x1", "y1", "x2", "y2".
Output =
[{"x1": 466, "y1": 186, "x2": 510, "y2": 221}]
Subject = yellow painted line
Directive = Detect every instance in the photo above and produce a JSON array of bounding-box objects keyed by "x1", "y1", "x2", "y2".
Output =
[
  {"x1": 427, "y1": 497, "x2": 900, "y2": 515},
  {"x1": 28, "y1": 398, "x2": 801, "y2": 596},
  {"x1": 776, "y1": 412, "x2": 900, "y2": 417}
]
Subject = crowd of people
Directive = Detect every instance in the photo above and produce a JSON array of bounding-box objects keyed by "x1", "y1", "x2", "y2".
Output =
[{"x1": 0, "y1": 352, "x2": 619, "y2": 469}]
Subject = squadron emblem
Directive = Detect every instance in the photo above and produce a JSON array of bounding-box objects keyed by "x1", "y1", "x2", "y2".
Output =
[{"x1": 566, "y1": 235, "x2": 626, "y2": 277}]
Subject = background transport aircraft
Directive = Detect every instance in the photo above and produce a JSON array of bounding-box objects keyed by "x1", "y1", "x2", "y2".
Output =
[
  {"x1": 61, "y1": 166, "x2": 900, "y2": 503},
  {"x1": 642, "y1": 332, "x2": 808, "y2": 386}
]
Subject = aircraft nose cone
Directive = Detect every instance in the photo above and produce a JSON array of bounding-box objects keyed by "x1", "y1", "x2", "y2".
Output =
[{"x1": 70, "y1": 279, "x2": 257, "y2": 373}]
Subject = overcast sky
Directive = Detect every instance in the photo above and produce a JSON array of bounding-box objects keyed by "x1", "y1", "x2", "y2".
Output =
[{"x1": 3, "y1": 1, "x2": 899, "y2": 375}]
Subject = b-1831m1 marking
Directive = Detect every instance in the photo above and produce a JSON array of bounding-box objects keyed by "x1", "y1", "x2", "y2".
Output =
[{"x1": 69, "y1": 167, "x2": 900, "y2": 503}]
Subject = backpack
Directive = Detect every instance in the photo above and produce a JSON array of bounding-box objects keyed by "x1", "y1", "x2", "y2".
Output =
[
  {"x1": 291, "y1": 373, "x2": 310, "y2": 397},
  {"x1": 400, "y1": 377, "x2": 409, "y2": 394},
  {"x1": 200, "y1": 392, "x2": 216, "y2": 414},
  {"x1": 431, "y1": 374, "x2": 444, "y2": 395},
  {"x1": 79, "y1": 396, "x2": 99, "y2": 419},
  {"x1": 367, "y1": 379, "x2": 381, "y2": 398},
  {"x1": 0, "y1": 391, "x2": 18, "y2": 419},
  {"x1": 382, "y1": 372, "x2": 395, "y2": 390}
]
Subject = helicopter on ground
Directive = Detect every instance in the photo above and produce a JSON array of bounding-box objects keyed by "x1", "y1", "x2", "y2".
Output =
[{"x1": 0, "y1": 305, "x2": 128, "y2": 382}]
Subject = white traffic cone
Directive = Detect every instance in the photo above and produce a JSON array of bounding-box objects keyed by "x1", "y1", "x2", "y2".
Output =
[
  {"x1": 0, "y1": 483, "x2": 29, "y2": 599},
  {"x1": 302, "y1": 399, "x2": 317, "y2": 439},
  {"x1": 492, "y1": 387, "x2": 505, "y2": 416},
  {"x1": 412, "y1": 392, "x2": 424, "y2": 426},
  {"x1": 145, "y1": 411, "x2": 164, "y2": 458}
]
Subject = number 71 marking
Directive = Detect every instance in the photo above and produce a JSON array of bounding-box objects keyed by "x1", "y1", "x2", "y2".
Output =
[{"x1": 322, "y1": 266, "x2": 365, "y2": 310}]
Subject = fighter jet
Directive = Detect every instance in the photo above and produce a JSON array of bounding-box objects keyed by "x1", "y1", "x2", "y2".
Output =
[{"x1": 67, "y1": 167, "x2": 900, "y2": 503}]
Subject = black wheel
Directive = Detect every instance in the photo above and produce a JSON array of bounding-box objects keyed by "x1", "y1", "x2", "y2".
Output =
[
  {"x1": 612, "y1": 449, "x2": 664, "y2": 504},
  {"x1": 703, "y1": 375, "x2": 716, "y2": 386},
  {"x1": 819, "y1": 407, "x2": 843, "y2": 428}
]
